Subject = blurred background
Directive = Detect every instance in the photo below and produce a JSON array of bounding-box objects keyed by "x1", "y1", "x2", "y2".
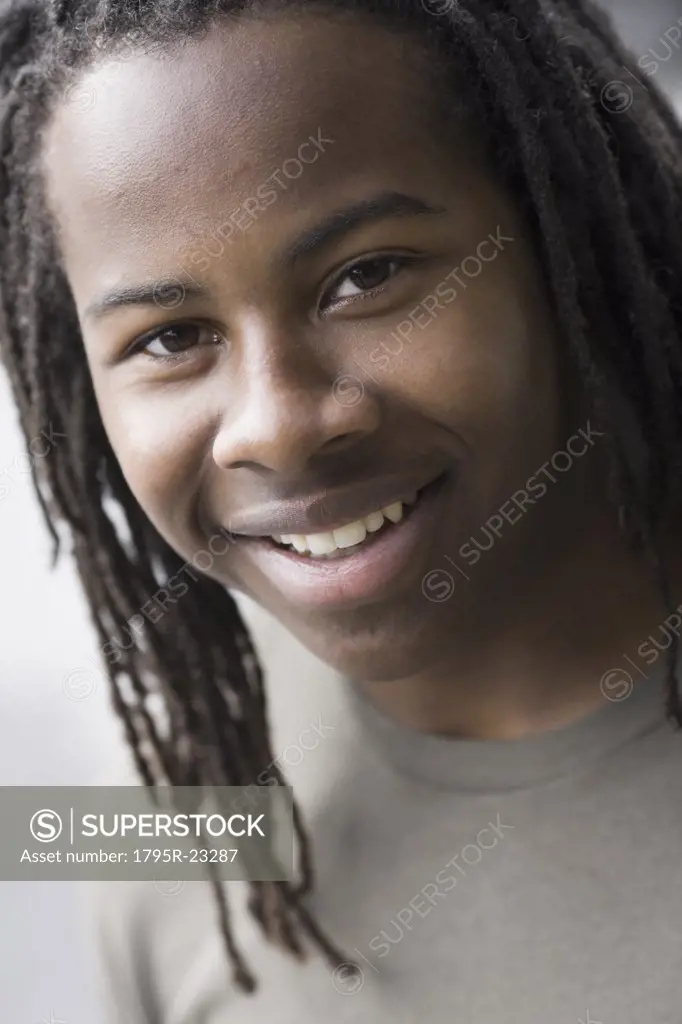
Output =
[
  {"x1": 618, "y1": 0, "x2": 682, "y2": 109},
  {"x1": 1, "y1": 2, "x2": 681, "y2": 1021}
]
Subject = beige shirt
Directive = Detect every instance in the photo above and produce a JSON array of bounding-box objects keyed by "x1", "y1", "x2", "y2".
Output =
[{"x1": 89, "y1": 609, "x2": 682, "y2": 1023}]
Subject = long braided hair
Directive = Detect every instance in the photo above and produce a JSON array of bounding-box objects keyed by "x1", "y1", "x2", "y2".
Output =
[{"x1": 1, "y1": 0, "x2": 681, "y2": 995}]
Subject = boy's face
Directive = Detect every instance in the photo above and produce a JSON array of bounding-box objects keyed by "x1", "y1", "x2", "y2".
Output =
[{"x1": 44, "y1": 12, "x2": 579, "y2": 679}]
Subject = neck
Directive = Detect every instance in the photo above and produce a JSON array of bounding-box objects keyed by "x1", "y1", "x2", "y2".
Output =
[{"x1": 361, "y1": 511, "x2": 681, "y2": 740}]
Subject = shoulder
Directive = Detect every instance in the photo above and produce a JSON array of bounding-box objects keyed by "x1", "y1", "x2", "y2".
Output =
[
  {"x1": 86, "y1": 599, "x2": 349, "y2": 1022},
  {"x1": 86, "y1": 838, "x2": 236, "y2": 1022}
]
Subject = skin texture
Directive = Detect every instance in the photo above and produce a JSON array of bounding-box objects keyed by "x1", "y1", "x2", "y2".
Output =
[{"x1": 43, "y1": 11, "x2": 671, "y2": 738}]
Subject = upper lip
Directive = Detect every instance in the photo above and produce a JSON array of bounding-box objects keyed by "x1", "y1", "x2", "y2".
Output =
[{"x1": 226, "y1": 470, "x2": 445, "y2": 537}]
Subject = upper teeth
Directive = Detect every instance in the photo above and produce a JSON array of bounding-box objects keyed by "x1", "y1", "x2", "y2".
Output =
[{"x1": 272, "y1": 493, "x2": 417, "y2": 557}]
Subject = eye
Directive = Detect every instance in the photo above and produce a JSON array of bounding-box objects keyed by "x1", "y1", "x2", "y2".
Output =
[
  {"x1": 322, "y1": 255, "x2": 417, "y2": 308},
  {"x1": 131, "y1": 323, "x2": 222, "y2": 362}
]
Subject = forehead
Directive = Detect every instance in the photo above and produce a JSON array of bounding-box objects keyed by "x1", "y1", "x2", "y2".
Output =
[{"x1": 43, "y1": 12, "x2": 473, "y2": 292}]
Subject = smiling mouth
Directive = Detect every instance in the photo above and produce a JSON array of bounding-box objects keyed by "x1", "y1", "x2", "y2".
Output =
[
  {"x1": 233, "y1": 472, "x2": 450, "y2": 608},
  {"x1": 266, "y1": 489, "x2": 423, "y2": 560}
]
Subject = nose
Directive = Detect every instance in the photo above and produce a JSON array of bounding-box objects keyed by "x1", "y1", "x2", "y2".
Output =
[{"x1": 212, "y1": 325, "x2": 380, "y2": 476}]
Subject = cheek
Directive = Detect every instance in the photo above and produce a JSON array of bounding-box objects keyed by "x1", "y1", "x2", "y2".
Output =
[
  {"x1": 92, "y1": 373, "x2": 213, "y2": 537},
  {"x1": 363, "y1": 252, "x2": 559, "y2": 448}
]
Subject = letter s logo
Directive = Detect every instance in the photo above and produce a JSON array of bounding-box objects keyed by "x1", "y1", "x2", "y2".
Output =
[{"x1": 30, "y1": 809, "x2": 63, "y2": 843}]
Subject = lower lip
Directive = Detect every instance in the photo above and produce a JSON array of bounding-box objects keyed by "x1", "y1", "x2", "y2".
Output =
[{"x1": 238, "y1": 473, "x2": 450, "y2": 609}]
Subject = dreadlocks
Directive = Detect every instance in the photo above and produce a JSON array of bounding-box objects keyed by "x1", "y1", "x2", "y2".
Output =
[{"x1": 1, "y1": 0, "x2": 681, "y2": 995}]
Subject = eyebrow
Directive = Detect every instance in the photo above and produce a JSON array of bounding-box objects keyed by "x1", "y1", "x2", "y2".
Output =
[
  {"x1": 283, "y1": 191, "x2": 446, "y2": 263},
  {"x1": 83, "y1": 279, "x2": 210, "y2": 323},
  {"x1": 83, "y1": 191, "x2": 445, "y2": 322}
]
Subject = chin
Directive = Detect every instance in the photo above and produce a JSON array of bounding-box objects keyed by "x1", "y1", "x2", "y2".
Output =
[{"x1": 285, "y1": 607, "x2": 450, "y2": 683}]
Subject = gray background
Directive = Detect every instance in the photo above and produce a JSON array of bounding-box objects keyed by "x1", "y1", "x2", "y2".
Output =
[{"x1": 1, "y1": 3, "x2": 681, "y2": 1021}]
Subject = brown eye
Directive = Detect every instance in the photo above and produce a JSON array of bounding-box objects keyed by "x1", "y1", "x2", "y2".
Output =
[
  {"x1": 329, "y1": 258, "x2": 395, "y2": 301},
  {"x1": 137, "y1": 323, "x2": 220, "y2": 359},
  {"x1": 327, "y1": 256, "x2": 407, "y2": 304},
  {"x1": 347, "y1": 258, "x2": 394, "y2": 291}
]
